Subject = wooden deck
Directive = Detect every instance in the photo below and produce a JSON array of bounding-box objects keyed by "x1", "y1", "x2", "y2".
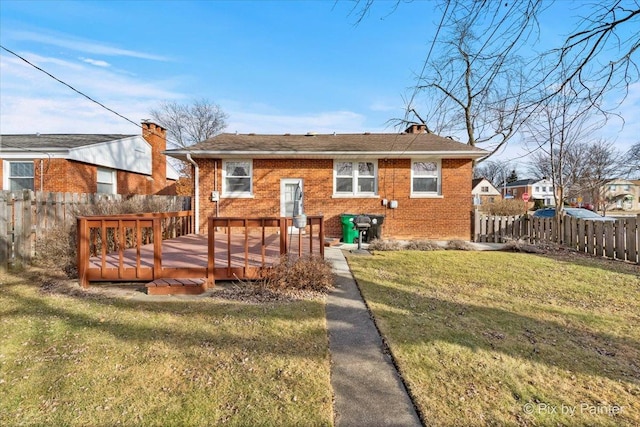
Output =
[{"x1": 77, "y1": 212, "x2": 324, "y2": 293}]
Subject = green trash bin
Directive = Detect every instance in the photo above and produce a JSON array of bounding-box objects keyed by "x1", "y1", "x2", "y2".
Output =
[{"x1": 340, "y1": 214, "x2": 358, "y2": 243}]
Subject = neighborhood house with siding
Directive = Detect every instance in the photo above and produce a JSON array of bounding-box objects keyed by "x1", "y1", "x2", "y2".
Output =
[
  {"x1": 472, "y1": 177, "x2": 502, "y2": 207},
  {"x1": 503, "y1": 178, "x2": 555, "y2": 206},
  {"x1": 0, "y1": 122, "x2": 179, "y2": 195},
  {"x1": 165, "y1": 124, "x2": 487, "y2": 241}
]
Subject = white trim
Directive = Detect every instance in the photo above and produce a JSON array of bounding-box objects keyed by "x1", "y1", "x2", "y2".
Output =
[
  {"x1": 166, "y1": 150, "x2": 486, "y2": 160},
  {"x1": 333, "y1": 160, "x2": 378, "y2": 197},
  {"x1": 221, "y1": 159, "x2": 253, "y2": 197},
  {"x1": 3, "y1": 159, "x2": 35, "y2": 191},
  {"x1": 280, "y1": 179, "x2": 304, "y2": 217},
  {"x1": 96, "y1": 167, "x2": 117, "y2": 194},
  {"x1": 410, "y1": 158, "x2": 442, "y2": 197},
  {"x1": 332, "y1": 194, "x2": 380, "y2": 199},
  {"x1": 410, "y1": 194, "x2": 444, "y2": 199}
]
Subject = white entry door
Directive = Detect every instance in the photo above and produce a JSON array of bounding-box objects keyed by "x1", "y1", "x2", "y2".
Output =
[{"x1": 281, "y1": 179, "x2": 303, "y2": 233}]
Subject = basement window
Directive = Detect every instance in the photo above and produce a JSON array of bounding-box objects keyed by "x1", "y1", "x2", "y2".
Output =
[
  {"x1": 7, "y1": 161, "x2": 35, "y2": 191},
  {"x1": 223, "y1": 160, "x2": 253, "y2": 197}
]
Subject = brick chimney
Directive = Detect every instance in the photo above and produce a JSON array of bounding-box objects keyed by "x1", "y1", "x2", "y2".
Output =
[
  {"x1": 405, "y1": 123, "x2": 427, "y2": 134},
  {"x1": 141, "y1": 120, "x2": 167, "y2": 194}
]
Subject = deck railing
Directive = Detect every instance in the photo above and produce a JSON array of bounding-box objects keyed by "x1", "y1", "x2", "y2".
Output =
[
  {"x1": 77, "y1": 211, "x2": 195, "y2": 287},
  {"x1": 207, "y1": 216, "x2": 325, "y2": 281},
  {"x1": 77, "y1": 213, "x2": 324, "y2": 288}
]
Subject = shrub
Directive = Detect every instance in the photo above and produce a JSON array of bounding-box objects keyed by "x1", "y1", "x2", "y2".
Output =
[
  {"x1": 34, "y1": 223, "x2": 78, "y2": 277},
  {"x1": 483, "y1": 199, "x2": 528, "y2": 216},
  {"x1": 405, "y1": 240, "x2": 442, "y2": 251},
  {"x1": 258, "y1": 255, "x2": 333, "y2": 293},
  {"x1": 446, "y1": 240, "x2": 475, "y2": 251},
  {"x1": 367, "y1": 239, "x2": 403, "y2": 251},
  {"x1": 34, "y1": 196, "x2": 182, "y2": 278}
]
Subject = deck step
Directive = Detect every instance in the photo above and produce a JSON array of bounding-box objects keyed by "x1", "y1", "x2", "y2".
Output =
[
  {"x1": 145, "y1": 278, "x2": 208, "y2": 295},
  {"x1": 324, "y1": 237, "x2": 341, "y2": 247}
]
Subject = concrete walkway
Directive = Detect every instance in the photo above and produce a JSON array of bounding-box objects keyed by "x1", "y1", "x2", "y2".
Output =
[{"x1": 325, "y1": 247, "x2": 422, "y2": 427}]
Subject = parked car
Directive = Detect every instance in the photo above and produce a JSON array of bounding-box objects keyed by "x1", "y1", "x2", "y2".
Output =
[{"x1": 532, "y1": 208, "x2": 617, "y2": 222}]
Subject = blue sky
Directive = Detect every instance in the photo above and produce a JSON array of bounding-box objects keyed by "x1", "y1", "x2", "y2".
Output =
[{"x1": 1, "y1": 0, "x2": 638, "y2": 168}]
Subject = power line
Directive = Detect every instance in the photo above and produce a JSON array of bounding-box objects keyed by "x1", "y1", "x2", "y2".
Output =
[
  {"x1": 1, "y1": 44, "x2": 142, "y2": 130},
  {"x1": 0, "y1": 44, "x2": 181, "y2": 150}
]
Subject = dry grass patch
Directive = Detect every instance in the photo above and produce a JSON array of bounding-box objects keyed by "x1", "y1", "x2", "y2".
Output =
[
  {"x1": 0, "y1": 271, "x2": 332, "y2": 426},
  {"x1": 347, "y1": 251, "x2": 640, "y2": 426}
]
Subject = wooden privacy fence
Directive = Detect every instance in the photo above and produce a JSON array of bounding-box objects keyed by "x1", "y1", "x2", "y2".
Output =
[
  {"x1": 0, "y1": 190, "x2": 191, "y2": 270},
  {"x1": 474, "y1": 211, "x2": 640, "y2": 264},
  {"x1": 77, "y1": 215, "x2": 325, "y2": 288}
]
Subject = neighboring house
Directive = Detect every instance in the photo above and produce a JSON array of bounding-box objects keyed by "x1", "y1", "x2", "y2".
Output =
[
  {"x1": 503, "y1": 178, "x2": 555, "y2": 206},
  {"x1": 0, "y1": 121, "x2": 179, "y2": 195},
  {"x1": 165, "y1": 124, "x2": 487, "y2": 240},
  {"x1": 472, "y1": 177, "x2": 502, "y2": 207},
  {"x1": 602, "y1": 178, "x2": 639, "y2": 211}
]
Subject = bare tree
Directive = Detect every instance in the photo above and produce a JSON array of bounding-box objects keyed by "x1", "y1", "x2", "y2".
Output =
[
  {"x1": 474, "y1": 160, "x2": 511, "y2": 189},
  {"x1": 543, "y1": 2, "x2": 640, "y2": 105},
  {"x1": 150, "y1": 99, "x2": 228, "y2": 149},
  {"x1": 407, "y1": 3, "x2": 542, "y2": 158},
  {"x1": 580, "y1": 140, "x2": 622, "y2": 213},
  {"x1": 623, "y1": 141, "x2": 640, "y2": 177},
  {"x1": 525, "y1": 81, "x2": 603, "y2": 217},
  {"x1": 354, "y1": 1, "x2": 639, "y2": 153}
]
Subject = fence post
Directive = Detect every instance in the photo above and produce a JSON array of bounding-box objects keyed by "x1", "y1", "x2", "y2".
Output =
[
  {"x1": 0, "y1": 192, "x2": 8, "y2": 271},
  {"x1": 627, "y1": 217, "x2": 638, "y2": 264},
  {"x1": 153, "y1": 216, "x2": 162, "y2": 280}
]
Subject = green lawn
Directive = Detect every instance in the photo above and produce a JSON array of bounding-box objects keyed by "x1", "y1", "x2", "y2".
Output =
[
  {"x1": 347, "y1": 250, "x2": 640, "y2": 426},
  {"x1": 0, "y1": 272, "x2": 332, "y2": 426}
]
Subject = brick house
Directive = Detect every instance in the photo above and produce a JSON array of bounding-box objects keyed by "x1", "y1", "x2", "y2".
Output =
[
  {"x1": 165, "y1": 125, "x2": 487, "y2": 240},
  {"x1": 503, "y1": 178, "x2": 555, "y2": 206},
  {"x1": 0, "y1": 121, "x2": 178, "y2": 195}
]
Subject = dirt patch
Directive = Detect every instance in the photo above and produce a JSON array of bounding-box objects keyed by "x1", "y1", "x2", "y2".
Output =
[{"x1": 211, "y1": 281, "x2": 326, "y2": 304}]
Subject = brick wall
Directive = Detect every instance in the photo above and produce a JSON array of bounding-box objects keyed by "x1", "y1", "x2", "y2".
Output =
[
  {"x1": 141, "y1": 121, "x2": 168, "y2": 195},
  {"x1": 196, "y1": 157, "x2": 474, "y2": 240},
  {"x1": 1, "y1": 121, "x2": 176, "y2": 195}
]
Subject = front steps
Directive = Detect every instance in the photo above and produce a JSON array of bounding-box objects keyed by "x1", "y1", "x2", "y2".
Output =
[{"x1": 145, "y1": 278, "x2": 208, "y2": 295}]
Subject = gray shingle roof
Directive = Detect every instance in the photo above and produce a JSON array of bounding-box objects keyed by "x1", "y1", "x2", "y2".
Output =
[
  {"x1": 165, "y1": 132, "x2": 487, "y2": 157},
  {"x1": 0, "y1": 134, "x2": 136, "y2": 151}
]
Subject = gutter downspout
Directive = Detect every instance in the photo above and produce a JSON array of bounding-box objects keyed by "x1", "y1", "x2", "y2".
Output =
[{"x1": 186, "y1": 153, "x2": 199, "y2": 234}]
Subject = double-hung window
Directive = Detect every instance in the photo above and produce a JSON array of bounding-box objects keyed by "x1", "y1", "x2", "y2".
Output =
[
  {"x1": 411, "y1": 160, "x2": 441, "y2": 196},
  {"x1": 334, "y1": 161, "x2": 377, "y2": 196},
  {"x1": 7, "y1": 161, "x2": 34, "y2": 191},
  {"x1": 97, "y1": 167, "x2": 116, "y2": 194},
  {"x1": 223, "y1": 160, "x2": 253, "y2": 197}
]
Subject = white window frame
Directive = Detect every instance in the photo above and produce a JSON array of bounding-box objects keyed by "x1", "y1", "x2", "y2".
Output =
[
  {"x1": 410, "y1": 159, "x2": 442, "y2": 198},
  {"x1": 96, "y1": 167, "x2": 116, "y2": 194},
  {"x1": 4, "y1": 160, "x2": 35, "y2": 192},
  {"x1": 332, "y1": 160, "x2": 378, "y2": 198},
  {"x1": 222, "y1": 159, "x2": 254, "y2": 198}
]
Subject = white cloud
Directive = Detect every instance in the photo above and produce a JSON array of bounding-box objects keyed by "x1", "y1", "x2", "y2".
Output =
[
  {"x1": 82, "y1": 58, "x2": 111, "y2": 68},
  {"x1": 8, "y1": 30, "x2": 169, "y2": 61},
  {"x1": 0, "y1": 49, "x2": 185, "y2": 133}
]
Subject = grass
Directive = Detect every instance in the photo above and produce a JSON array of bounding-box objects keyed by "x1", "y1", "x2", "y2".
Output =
[
  {"x1": 0, "y1": 271, "x2": 332, "y2": 426},
  {"x1": 346, "y1": 250, "x2": 640, "y2": 426}
]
